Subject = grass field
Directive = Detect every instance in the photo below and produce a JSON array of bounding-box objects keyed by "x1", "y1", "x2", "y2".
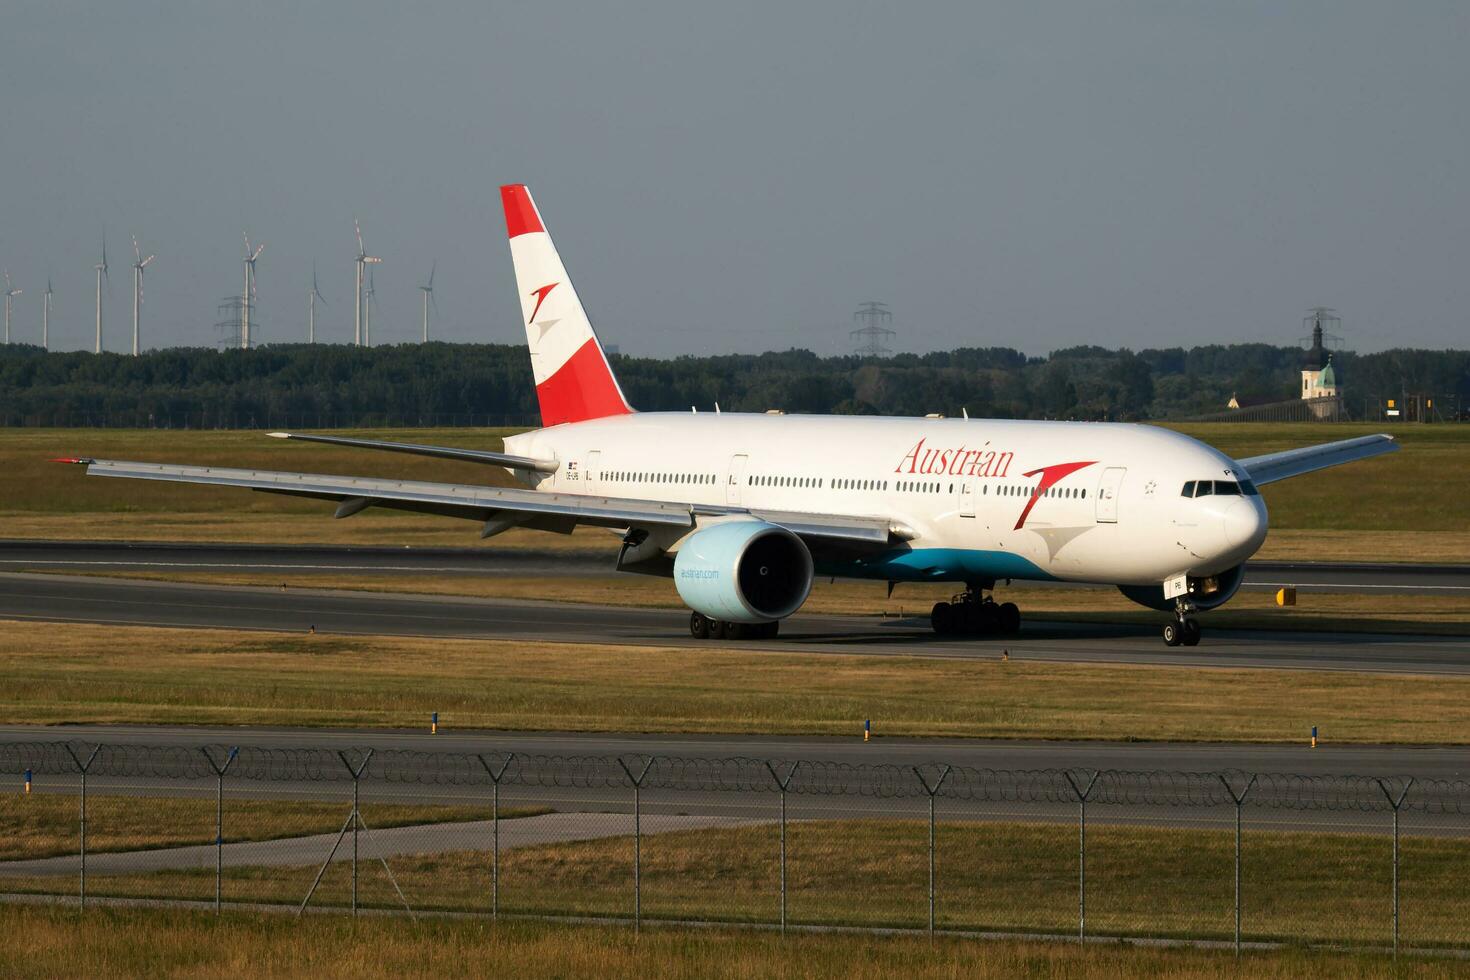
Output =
[
  {"x1": 4, "y1": 819, "x2": 1462, "y2": 947},
  {"x1": 3, "y1": 619, "x2": 1468, "y2": 741},
  {"x1": 1, "y1": 906, "x2": 1454, "y2": 980},
  {"x1": 1, "y1": 423, "x2": 1466, "y2": 561},
  {"x1": 0, "y1": 796, "x2": 544, "y2": 862}
]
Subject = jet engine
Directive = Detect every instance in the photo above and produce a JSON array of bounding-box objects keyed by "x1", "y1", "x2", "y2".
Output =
[
  {"x1": 673, "y1": 521, "x2": 813, "y2": 624},
  {"x1": 1117, "y1": 564, "x2": 1247, "y2": 612}
]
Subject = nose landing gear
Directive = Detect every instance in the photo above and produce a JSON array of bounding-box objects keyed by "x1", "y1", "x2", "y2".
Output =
[
  {"x1": 930, "y1": 586, "x2": 1021, "y2": 637},
  {"x1": 1163, "y1": 600, "x2": 1202, "y2": 647}
]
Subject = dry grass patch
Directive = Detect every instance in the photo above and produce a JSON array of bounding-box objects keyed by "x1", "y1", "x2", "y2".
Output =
[
  {"x1": 5, "y1": 820, "x2": 1468, "y2": 948},
  {"x1": 2, "y1": 619, "x2": 1469, "y2": 742},
  {"x1": 0, "y1": 795, "x2": 544, "y2": 861},
  {"x1": 1, "y1": 904, "x2": 1455, "y2": 980}
]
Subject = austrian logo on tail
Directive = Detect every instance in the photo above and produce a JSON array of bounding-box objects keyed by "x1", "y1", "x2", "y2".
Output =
[{"x1": 528, "y1": 282, "x2": 559, "y2": 323}]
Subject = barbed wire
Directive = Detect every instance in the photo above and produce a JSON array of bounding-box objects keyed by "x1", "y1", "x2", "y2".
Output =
[{"x1": 1, "y1": 741, "x2": 1466, "y2": 812}]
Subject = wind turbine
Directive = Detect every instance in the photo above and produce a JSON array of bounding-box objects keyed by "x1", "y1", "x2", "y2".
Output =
[
  {"x1": 94, "y1": 234, "x2": 109, "y2": 353},
  {"x1": 42, "y1": 276, "x2": 53, "y2": 350},
  {"x1": 353, "y1": 219, "x2": 381, "y2": 347},
  {"x1": 242, "y1": 233, "x2": 264, "y2": 349},
  {"x1": 364, "y1": 264, "x2": 378, "y2": 346},
  {"x1": 418, "y1": 261, "x2": 437, "y2": 342},
  {"x1": 130, "y1": 235, "x2": 155, "y2": 357},
  {"x1": 2, "y1": 271, "x2": 19, "y2": 344},
  {"x1": 308, "y1": 262, "x2": 327, "y2": 343}
]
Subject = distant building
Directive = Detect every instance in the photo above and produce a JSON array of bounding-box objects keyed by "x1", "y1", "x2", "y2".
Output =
[{"x1": 1300, "y1": 319, "x2": 1341, "y2": 419}]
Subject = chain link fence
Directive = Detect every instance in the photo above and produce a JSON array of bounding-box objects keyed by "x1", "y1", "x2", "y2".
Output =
[{"x1": 2, "y1": 741, "x2": 1467, "y2": 954}]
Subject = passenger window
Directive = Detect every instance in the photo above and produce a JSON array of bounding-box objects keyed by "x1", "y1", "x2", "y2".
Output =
[{"x1": 1181, "y1": 481, "x2": 1195, "y2": 497}]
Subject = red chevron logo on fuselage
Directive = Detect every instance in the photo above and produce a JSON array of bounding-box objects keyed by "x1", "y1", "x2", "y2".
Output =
[{"x1": 1013, "y1": 460, "x2": 1098, "y2": 530}]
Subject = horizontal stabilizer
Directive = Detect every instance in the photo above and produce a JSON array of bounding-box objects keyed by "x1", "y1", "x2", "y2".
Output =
[
  {"x1": 266, "y1": 432, "x2": 558, "y2": 473},
  {"x1": 1236, "y1": 434, "x2": 1397, "y2": 486}
]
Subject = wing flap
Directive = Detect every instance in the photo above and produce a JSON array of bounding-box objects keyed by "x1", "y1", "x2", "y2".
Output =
[{"x1": 1236, "y1": 434, "x2": 1398, "y2": 486}]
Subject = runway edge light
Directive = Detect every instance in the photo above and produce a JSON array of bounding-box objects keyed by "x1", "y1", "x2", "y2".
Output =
[
  {"x1": 24, "y1": 769, "x2": 31, "y2": 795},
  {"x1": 864, "y1": 719, "x2": 870, "y2": 743},
  {"x1": 432, "y1": 711, "x2": 439, "y2": 735},
  {"x1": 1312, "y1": 726, "x2": 1318, "y2": 749}
]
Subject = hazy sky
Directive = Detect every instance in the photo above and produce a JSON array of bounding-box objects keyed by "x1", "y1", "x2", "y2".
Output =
[{"x1": 1, "y1": 2, "x2": 1466, "y2": 356}]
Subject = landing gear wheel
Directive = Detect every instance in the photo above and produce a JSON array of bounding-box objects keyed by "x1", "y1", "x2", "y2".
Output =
[
  {"x1": 1180, "y1": 618, "x2": 1201, "y2": 646},
  {"x1": 709, "y1": 619, "x2": 729, "y2": 640},
  {"x1": 998, "y1": 602, "x2": 1021, "y2": 635},
  {"x1": 690, "y1": 612, "x2": 710, "y2": 640},
  {"x1": 931, "y1": 602, "x2": 955, "y2": 636},
  {"x1": 1162, "y1": 622, "x2": 1183, "y2": 647}
]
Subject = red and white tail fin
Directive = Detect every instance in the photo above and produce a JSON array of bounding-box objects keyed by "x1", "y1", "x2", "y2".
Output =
[{"x1": 501, "y1": 184, "x2": 633, "y2": 426}]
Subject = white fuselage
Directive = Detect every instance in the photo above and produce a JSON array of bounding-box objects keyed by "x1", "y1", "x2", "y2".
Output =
[{"x1": 505, "y1": 413, "x2": 1268, "y2": 588}]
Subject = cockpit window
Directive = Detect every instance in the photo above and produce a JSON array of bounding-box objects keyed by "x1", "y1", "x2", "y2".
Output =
[{"x1": 1185, "y1": 479, "x2": 1260, "y2": 498}]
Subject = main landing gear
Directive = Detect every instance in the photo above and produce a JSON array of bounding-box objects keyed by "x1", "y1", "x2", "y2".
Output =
[
  {"x1": 689, "y1": 612, "x2": 779, "y2": 641},
  {"x1": 930, "y1": 587, "x2": 1021, "y2": 637},
  {"x1": 1162, "y1": 600, "x2": 1202, "y2": 647}
]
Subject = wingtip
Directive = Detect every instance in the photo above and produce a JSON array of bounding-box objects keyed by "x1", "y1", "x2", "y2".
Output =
[
  {"x1": 267, "y1": 431, "x2": 291, "y2": 439},
  {"x1": 49, "y1": 457, "x2": 93, "y2": 465}
]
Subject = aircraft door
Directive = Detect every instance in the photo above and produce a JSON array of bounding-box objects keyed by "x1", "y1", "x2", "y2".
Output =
[
  {"x1": 585, "y1": 451, "x2": 601, "y2": 493},
  {"x1": 957, "y1": 479, "x2": 976, "y2": 517},
  {"x1": 1095, "y1": 467, "x2": 1126, "y2": 523},
  {"x1": 726, "y1": 454, "x2": 749, "y2": 506}
]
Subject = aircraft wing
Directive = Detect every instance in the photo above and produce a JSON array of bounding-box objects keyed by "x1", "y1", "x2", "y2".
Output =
[
  {"x1": 59, "y1": 458, "x2": 899, "y2": 548},
  {"x1": 1234, "y1": 434, "x2": 1398, "y2": 486},
  {"x1": 265, "y1": 431, "x2": 559, "y2": 474}
]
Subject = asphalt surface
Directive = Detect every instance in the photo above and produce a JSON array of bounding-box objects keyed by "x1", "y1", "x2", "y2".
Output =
[
  {"x1": 3, "y1": 724, "x2": 1464, "y2": 779},
  {"x1": 3, "y1": 540, "x2": 1469, "y2": 595},
  {"x1": 1, "y1": 726, "x2": 1462, "y2": 865},
  {"x1": 2, "y1": 570, "x2": 1467, "y2": 675}
]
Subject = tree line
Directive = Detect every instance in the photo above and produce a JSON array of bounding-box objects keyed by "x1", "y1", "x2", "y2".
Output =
[{"x1": 1, "y1": 341, "x2": 1466, "y2": 426}]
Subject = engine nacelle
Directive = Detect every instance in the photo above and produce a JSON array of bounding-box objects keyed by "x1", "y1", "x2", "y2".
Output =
[
  {"x1": 1118, "y1": 564, "x2": 1247, "y2": 612},
  {"x1": 674, "y1": 521, "x2": 814, "y2": 624}
]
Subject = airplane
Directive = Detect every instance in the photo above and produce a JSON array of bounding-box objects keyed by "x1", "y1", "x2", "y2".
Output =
[{"x1": 56, "y1": 184, "x2": 1399, "y2": 647}]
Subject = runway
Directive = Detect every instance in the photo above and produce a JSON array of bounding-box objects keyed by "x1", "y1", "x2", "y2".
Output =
[
  {"x1": 3, "y1": 724, "x2": 1465, "y2": 779},
  {"x1": 3, "y1": 540, "x2": 1469, "y2": 595},
  {"x1": 2, "y1": 570, "x2": 1469, "y2": 675}
]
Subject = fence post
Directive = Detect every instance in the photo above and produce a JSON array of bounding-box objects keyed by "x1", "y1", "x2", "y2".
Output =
[
  {"x1": 1216, "y1": 772, "x2": 1257, "y2": 956},
  {"x1": 477, "y1": 753, "x2": 515, "y2": 920},
  {"x1": 1063, "y1": 770, "x2": 1099, "y2": 944},
  {"x1": 913, "y1": 765, "x2": 952, "y2": 935},
  {"x1": 1376, "y1": 777, "x2": 1414, "y2": 957},
  {"x1": 765, "y1": 761, "x2": 801, "y2": 935},
  {"x1": 62, "y1": 744, "x2": 101, "y2": 910},
  {"x1": 617, "y1": 756, "x2": 654, "y2": 932},
  {"x1": 202, "y1": 746, "x2": 239, "y2": 914}
]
